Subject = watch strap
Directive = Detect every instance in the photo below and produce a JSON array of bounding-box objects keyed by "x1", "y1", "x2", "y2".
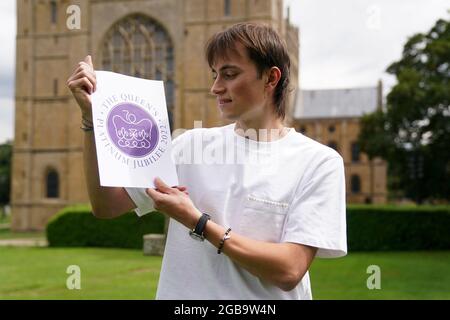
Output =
[{"x1": 193, "y1": 213, "x2": 210, "y2": 237}]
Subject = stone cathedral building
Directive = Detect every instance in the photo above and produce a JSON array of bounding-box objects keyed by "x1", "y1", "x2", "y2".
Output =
[
  {"x1": 12, "y1": 0, "x2": 300, "y2": 230},
  {"x1": 293, "y1": 82, "x2": 388, "y2": 205}
]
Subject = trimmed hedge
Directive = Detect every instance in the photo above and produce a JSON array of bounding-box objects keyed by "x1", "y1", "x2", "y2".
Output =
[
  {"x1": 347, "y1": 205, "x2": 450, "y2": 251},
  {"x1": 47, "y1": 204, "x2": 450, "y2": 251},
  {"x1": 46, "y1": 205, "x2": 165, "y2": 249}
]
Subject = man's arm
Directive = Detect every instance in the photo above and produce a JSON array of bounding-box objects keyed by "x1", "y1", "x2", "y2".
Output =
[
  {"x1": 83, "y1": 131, "x2": 136, "y2": 219},
  {"x1": 203, "y1": 221, "x2": 317, "y2": 292},
  {"x1": 147, "y1": 178, "x2": 318, "y2": 292},
  {"x1": 67, "y1": 55, "x2": 136, "y2": 219}
]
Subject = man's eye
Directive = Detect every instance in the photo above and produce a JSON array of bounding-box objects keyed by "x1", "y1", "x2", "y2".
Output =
[{"x1": 212, "y1": 73, "x2": 237, "y2": 80}]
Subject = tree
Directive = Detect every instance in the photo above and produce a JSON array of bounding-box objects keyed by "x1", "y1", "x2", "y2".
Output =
[
  {"x1": 359, "y1": 17, "x2": 450, "y2": 203},
  {"x1": 0, "y1": 141, "x2": 12, "y2": 205}
]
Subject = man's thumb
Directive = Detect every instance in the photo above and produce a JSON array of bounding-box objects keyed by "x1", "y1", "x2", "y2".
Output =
[
  {"x1": 154, "y1": 177, "x2": 172, "y2": 194},
  {"x1": 84, "y1": 55, "x2": 93, "y2": 67}
]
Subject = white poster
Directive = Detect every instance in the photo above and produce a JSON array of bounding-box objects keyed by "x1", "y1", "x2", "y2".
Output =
[{"x1": 91, "y1": 71, "x2": 178, "y2": 188}]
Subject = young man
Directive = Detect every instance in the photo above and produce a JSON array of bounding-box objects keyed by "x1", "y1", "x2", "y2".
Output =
[{"x1": 67, "y1": 23, "x2": 347, "y2": 299}]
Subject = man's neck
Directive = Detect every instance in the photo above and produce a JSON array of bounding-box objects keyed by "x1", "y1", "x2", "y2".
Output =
[{"x1": 234, "y1": 117, "x2": 288, "y2": 142}]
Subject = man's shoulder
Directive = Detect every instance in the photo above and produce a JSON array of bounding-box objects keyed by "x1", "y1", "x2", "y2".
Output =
[{"x1": 288, "y1": 131, "x2": 343, "y2": 162}]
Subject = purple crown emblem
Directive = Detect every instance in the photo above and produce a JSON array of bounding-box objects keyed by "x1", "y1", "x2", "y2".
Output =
[{"x1": 107, "y1": 103, "x2": 159, "y2": 158}]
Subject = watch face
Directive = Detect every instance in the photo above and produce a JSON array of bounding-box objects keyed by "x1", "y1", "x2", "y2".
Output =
[{"x1": 189, "y1": 230, "x2": 205, "y2": 241}]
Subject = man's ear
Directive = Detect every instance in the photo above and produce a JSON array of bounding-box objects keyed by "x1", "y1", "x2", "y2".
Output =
[{"x1": 265, "y1": 67, "x2": 282, "y2": 90}]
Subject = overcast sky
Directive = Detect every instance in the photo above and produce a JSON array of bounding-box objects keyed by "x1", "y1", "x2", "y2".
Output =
[{"x1": 0, "y1": 0, "x2": 448, "y2": 143}]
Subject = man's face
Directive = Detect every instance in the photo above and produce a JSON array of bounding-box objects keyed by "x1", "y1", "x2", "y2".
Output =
[{"x1": 210, "y1": 42, "x2": 268, "y2": 122}]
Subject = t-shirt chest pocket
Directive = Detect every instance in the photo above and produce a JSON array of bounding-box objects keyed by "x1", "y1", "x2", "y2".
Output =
[{"x1": 238, "y1": 195, "x2": 289, "y2": 243}]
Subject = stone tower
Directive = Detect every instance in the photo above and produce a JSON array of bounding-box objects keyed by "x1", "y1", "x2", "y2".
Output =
[{"x1": 12, "y1": 0, "x2": 299, "y2": 231}]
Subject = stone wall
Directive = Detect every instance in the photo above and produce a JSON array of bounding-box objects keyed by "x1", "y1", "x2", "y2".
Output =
[{"x1": 13, "y1": 0, "x2": 299, "y2": 230}]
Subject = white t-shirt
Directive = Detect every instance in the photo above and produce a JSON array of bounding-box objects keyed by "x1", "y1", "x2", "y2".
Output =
[{"x1": 126, "y1": 123, "x2": 347, "y2": 300}]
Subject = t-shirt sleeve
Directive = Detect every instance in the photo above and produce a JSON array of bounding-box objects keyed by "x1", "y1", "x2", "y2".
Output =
[
  {"x1": 281, "y1": 156, "x2": 347, "y2": 258},
  {"x1": 125, "y1": 130, "x2": 190, "y2": 217},
  {"x1": 125, "y1": 187, "x2": 155, "y2": 217}
]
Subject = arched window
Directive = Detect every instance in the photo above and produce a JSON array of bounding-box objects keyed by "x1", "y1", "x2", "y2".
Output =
[
  {"x1": 53, "y1": 79, "x2": 58, "y2": 96},
  {"x1": 328, "y1": 141, "x2": 339, "y2": 152},
  {"x1": 50, "y1": 1, "x2": 57, "y2": 24},
  {"x1": 224, "y1": 0, "x2": 231, "y2": 16},
  {"x1": 101, "y1": 15, "x2": 175, "y2": 129},
  {"x1": 46, "y1": 170, "x2": 59, "y2": 198},
  {"x1": 352, "y1": 142, "x2": 360, "y2": 163},
  {"x1": 351, "y1": 175, "x2": 361, "y2": 194}
]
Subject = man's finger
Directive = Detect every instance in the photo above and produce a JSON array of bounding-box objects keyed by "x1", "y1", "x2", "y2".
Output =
[
  {"x1": 73, "y1": 69, "x2": 97, "y2": 92},
  {"x1": 84, "y1": 55, "x2": 93, "y2": 68},
  {"x1": 146, "y1": 187, "x2": 164, "y2": 202},
  {"x1": 154, "y1": 177, "x2": 173, "y2": 194},
  {"x1": 68, "y1": 78, "x2": 93, "y2": 95}
]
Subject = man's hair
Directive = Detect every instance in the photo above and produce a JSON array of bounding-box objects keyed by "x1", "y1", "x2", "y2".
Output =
[{"x1": 205, "y1": 23, "x2": 291, "y2": 120}]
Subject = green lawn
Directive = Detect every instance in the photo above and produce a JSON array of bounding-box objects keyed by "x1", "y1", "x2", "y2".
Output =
[
  {"x1": 0, "y1": 247, "x2": 449, "y2": 300},
  {"x1": 0, "y1": 247, "x2": 161, "y2": 300},
  {"x1": 309, "y1": 251, "x2": 450, "y2": 299},
  {"x1": 0, "y1": 229, "x2": 45, "y2": 240}
]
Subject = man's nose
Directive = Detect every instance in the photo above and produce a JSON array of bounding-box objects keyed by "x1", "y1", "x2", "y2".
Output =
[{"x1": 210, "y1": 78, "x2": 226, "y2": 96}]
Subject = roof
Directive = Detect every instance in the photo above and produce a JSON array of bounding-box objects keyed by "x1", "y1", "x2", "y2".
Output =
[{"x1": 294, "y1": 86, "x2": 380, "y2": 119}]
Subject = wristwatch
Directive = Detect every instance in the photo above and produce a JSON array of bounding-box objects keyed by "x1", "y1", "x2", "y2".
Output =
[{"x1": 189, "y1": 213, "x2": 211, "y2": 241}]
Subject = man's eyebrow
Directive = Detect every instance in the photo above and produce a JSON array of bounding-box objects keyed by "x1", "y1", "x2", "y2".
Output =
[{"x1": 211, "y1": 65, "x2": 241, "y2": 72}]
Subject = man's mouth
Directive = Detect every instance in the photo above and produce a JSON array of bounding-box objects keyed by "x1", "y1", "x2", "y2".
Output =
[{"x1": 218, "y1": 99, "x2": 232, "y2": 106}]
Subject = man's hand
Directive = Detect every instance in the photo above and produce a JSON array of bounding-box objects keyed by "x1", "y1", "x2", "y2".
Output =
[
  {"x1": 147, "y1": 178, "x2": 201, "y2": 230},
  {"x1": 67, "y1": 55, "x2": 97, "y2": 121}
]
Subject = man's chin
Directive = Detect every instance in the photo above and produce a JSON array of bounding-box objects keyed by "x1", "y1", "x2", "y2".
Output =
[
  {"x1": 219, "y1": 107, "x2": 262, "y2": 122},
  {"x1": 219, "y1": 111, "x2": 240, "y2": 122}
]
